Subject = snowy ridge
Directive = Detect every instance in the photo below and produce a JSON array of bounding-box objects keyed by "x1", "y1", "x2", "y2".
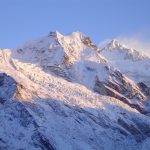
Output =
[{"x1": 0, "y1": 32, "x2": 150, "y2": 149}]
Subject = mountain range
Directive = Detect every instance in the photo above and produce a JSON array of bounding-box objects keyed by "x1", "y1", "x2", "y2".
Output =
[{"x1": 0, "y1": 31, "x2": 150, "y2": 150}]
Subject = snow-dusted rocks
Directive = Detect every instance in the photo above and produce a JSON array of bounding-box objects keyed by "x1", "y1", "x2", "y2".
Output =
[{"x1": 0, "y1": 32, "x2": 150, "y2": 150}]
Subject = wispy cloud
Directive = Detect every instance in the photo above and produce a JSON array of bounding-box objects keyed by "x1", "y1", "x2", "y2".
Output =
[
  {"x1": 116, "y1": 32, "x2": 150, "y2": 56},
  {"x1": 98, "y1": 39, "x2": 111, "y2": 49}
]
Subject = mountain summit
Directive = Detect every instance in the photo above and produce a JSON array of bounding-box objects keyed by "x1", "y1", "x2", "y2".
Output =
[
  {"x1": 101, "y1": 39, "x2": 127, "y2": 50},
  {"x1": 0, "y1": 32, "x2": 150, "y2": 150}
]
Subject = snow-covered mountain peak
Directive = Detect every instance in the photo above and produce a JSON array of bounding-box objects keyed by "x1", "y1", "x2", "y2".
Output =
[
  {"x1": 100, "y1": 39, "x2": 150, "y2": 86},
  {"x1": 59, "y1": 31, "x2": 97, "y2": 49},
  {"x1": 101, "y1": 39, "x2": 149, "y2": 61},
  {"x1": 12, "y1": 31, "x2": 107, "y2": 90},
  {"x1": 102, "y1": 39, "x2": 127, "y2": 50},
  {"x1": 47, "y1": 31, "x2": 91, "y2": 45},
  {"x1": 13, "y1": 31, "x2": 100, "y2": 67}
]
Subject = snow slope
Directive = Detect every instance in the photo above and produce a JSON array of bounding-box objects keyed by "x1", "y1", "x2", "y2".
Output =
[{"x1": 0, "y1": 32, "x2": 150, "y2": 150}]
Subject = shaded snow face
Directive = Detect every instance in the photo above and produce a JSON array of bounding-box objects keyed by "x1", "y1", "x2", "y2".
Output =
[
  {"x1": 0, "y1": 73, "x2": 16, "y2": 104},
  {"x1": 0, "y1": 73, "x2": 55, "y2": 150}
]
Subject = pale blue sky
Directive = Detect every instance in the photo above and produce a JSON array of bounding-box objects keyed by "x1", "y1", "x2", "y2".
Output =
[{"x1": 0, "y1": 0, "x2": 150, "y2": 49}]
